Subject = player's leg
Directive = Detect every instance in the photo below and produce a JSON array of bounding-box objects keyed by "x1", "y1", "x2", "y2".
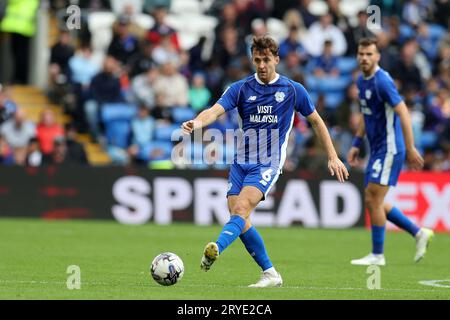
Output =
[
  {"x1": 215, "y1": 186, "x2": 263, "y2": 254},
  {"x1": 200, "y1": 164, "x2": 251, "y2": 271},
  {"x1": 351, "y1": 182, "x2": 389, "y2": 266},
  {"x1": 382, "y1": 152, "x2": 434, "y2": 262},
  {"x1": 384, "y1": 203, "x2": 434, "y2": 262},
  {"x1": 384, "y1": 203, "x2": 419, "y2": 236}
]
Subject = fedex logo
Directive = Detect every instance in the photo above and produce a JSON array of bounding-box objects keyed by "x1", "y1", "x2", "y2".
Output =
[{"x1": 367, "y1": 172, "x2": 450, "y2": 232}]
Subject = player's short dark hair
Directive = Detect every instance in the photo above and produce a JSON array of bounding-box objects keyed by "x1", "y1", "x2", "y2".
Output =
[
  {"x1": 251, "y1": 35, "x2": 279, "y2": 57},
  {"x1": 358, "y1": 37, "x2": 379, "y2": 52}
]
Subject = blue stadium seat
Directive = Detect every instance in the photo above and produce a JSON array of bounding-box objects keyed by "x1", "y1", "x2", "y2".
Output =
[
  {"x1": 400, "y1": 24, "x2": 415, "y2": 40},
  {"x1": 154, "y1": 123, "x2": 183, "y2": 142},
  {"x1": 105, "y1": 120, "x2": 132, "y2": 148},
  {"x1": 138, "y1": 141, "x2": 173, "y2": 161},
  {"x1": 324, "y1": 92, "x2": 345, "y2": 109},
  {"x1": 101, "y1": 103, "x2": 138, "y2": 122},
  {"x1": 305, "y1": 75, "x2": 352, "y2": 93},
  {"x1": 421, "y1": 131, "x2": 438, "y2": 149},
  {"x1": 172, "y1": 107, "x2": 196, "y2": 123},
  {"x1": 336, "y1": 57, "x2": 358, "y2": 74},
  {"x1": 428, "y1": 23, "x2": 446, "y2": 41}
]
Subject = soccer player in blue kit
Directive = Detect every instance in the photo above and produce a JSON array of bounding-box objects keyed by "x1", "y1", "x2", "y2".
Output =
[
  {"x1": 348, "y1": 38, "x2": 434, "y2": 266},
  {"x1": 182, "y1": 36, "x2": 349, "y2": 287}
]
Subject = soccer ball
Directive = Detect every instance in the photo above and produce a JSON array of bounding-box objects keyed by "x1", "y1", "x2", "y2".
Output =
[{"x1": 150, "y1": 252, "x2": 184, "y2": 286}]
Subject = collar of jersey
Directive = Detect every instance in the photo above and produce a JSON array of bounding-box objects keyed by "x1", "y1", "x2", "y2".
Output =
[
  {"x1": 362, "y1": 66, "x2": 380, "y2": 80},
  {"x1": 255, "y1": 73, "x2": 280, "y2": 85}
]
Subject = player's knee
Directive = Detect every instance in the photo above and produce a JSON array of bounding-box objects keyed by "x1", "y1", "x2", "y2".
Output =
[
  {"x1": 232, "y1": 199, "x2": 251, "y2": 218},
  {"x1": 365, "y1": 189, "x2": 381, "y2": 208}
]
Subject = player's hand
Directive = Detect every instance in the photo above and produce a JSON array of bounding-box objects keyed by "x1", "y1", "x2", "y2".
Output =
[
  {"x1": 181, "y1": 120, "x2": 196, "y2": 134},
  {"x1": 347, "y1": 147, "x2": 360, "y2": 167},
  {"x1": 406, "y1": 147, "x2": 424, "y2": 171},
  {"x1": 328, "y1": 156, "x2": 349, "y2": 183}
]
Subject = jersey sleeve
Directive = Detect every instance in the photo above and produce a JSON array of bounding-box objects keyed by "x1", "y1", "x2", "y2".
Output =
[
  {"x1": 378, "y1": 73, "x2": 402, "y2": 107},
  {"x1": 216, "y1": 82, "x2": 242, "y2": 112},
  {"x1": 293, "y1": 81, "x2": 315, "y2": 117}
]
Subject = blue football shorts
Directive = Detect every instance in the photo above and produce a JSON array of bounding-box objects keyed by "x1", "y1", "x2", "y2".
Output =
[
  {"x1": 365, "y1": 151, "x2": 405, "y2": 187},
  {"x1": 227, "y1": 163, "x2": 281, "y2": 200}
]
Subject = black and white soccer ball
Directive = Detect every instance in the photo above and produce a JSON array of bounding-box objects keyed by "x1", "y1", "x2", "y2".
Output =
[{"x1": 150, "y1": 252, "x2": 184, "y2": 286}]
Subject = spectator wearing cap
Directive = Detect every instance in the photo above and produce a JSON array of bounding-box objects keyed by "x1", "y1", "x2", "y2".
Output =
[
  {"x1": 346, "y1": 10, "x2": 375, "y2": 56},
  {"x1": 107, "y1": 15, "x2": 140, "y2": 65},
  {"x1": 146, "y1": 6, "x2": 180, "y2": 52},
  {"x1": 0, "y1": 107, "x2": 36, "y2": 165}
]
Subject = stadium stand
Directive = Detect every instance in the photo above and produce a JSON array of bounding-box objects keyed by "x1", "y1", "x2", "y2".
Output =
[{"x1": 0, "y1": 0, "x2": 448, "y2": 170}]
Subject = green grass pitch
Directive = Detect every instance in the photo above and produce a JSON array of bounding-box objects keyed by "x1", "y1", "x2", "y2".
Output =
[{"x1": 0, "y1": 218, "x2": 449, "y2": 300}]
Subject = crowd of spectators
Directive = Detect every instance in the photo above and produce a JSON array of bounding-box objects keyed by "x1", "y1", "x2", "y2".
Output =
[{"x1": 1, "y1": 0, "x2": 449, "y2": 171}]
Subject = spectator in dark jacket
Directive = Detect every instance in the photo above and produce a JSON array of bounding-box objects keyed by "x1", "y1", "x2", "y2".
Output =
[
  {"x1": 107, "y1": 15, "x2": 139, "y2": 65},
  {"x1": 85, "y1": 56, "x2": 124, "y2": 138}
]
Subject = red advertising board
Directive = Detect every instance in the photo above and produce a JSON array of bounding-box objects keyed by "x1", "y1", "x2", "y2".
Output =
[{"x1": 366, "y1": 172, "x2": 450, "y2": 232}]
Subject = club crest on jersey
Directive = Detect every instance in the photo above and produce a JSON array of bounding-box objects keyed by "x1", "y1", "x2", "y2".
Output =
[
  {"x1": 365, "y1": 89, "x2": 372, "y2": 100},
  {"x1": 275, "y1": 91, "x2": 285, "y2": 103}
]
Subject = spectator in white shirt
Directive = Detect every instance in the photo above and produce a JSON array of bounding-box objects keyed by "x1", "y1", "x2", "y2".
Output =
[
  {"x1": 303, "y1": 12, "x2": 347, "y2": 57},
  {"x1": 0, "y1": 108, "x2": 36, "y2": 165}
]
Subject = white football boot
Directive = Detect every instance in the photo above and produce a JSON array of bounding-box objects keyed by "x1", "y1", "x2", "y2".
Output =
[
  {"x1": 248, "y1": 270, "x2": 283, "y2": 288},
  {"x1": 200, "y1": 242, "x2": 219, "y2": 272},
  {"x1": 351, "y1": 253, "x2": 386, "y2": 266},
  {"x1": 414, "y1": 228, "x2": 434, "y2": 263}
]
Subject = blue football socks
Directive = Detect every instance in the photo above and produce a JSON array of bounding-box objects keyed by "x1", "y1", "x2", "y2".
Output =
[
  {"x1": 216, "y1": 215, "x2": 246, "y2": 254},
  {"x1": 239, "y1": 226, "x2": 273, "y2": 271},
  {"x1": 387, "y1": 206, "x2": 420, "y2": 236},
  {"x1": 371, "y1": 225, "x2": 386, "y2": 254}
]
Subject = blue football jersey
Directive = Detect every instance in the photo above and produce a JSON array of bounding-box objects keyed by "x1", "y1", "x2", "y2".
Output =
[
  {"x1": 356, "y1": 67, "x2": 405, "y2": 155},
  {"x1": 217, "y1": 73, "x2": 315, "y2": 166}
]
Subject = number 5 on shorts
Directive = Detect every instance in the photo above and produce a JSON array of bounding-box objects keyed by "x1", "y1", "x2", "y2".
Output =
[{"x1": 259, "y1": 168, "x2": 273, "y2": 186}]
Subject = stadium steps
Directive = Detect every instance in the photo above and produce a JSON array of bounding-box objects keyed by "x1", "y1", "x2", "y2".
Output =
[{"x1": 10, "y1": 85, "x2": 112, "y2": 166}]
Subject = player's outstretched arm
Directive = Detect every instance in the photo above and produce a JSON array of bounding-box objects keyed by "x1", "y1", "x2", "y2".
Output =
[
  {"x1": 181, "y1": 104, "x2": 226, "y2": 134},
  {"x1": 394, "y1": 101, "x2": 424, "y2": 170},
  {"x1": 347, "y1": 113, "x2": 366, "y2": 167},
  {"x1": 307, "y1": 110, "x2": 349, "y2": 182}
]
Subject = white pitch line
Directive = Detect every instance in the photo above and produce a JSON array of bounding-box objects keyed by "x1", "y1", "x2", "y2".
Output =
[
  {"x1": 419, "y1": 280, "x2": 450, "y2": 289},
  {"x1": 0, "y1": 280, "x2": 448, "y2": 293}
]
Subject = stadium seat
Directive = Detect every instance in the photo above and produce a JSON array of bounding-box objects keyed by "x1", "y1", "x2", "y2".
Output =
[
  {"x1": 101, "y1": 103, "x2": 138, "y2": 149},
  {"x1": 324, "y1": 92, "x2": 346, "y2": 109},
  {"x1": 105, "y1": 120, "x2": 132, "y2": 149},
  {"x1": 172, "y1": 107, "x2": 196, "y2": 124},
  {"x1": 421, "y1": 131, "x2": 438, "y2": 149},
  {"x1": 170, "y1": 0, "x2": 202, "y2": 14},
  {"x1": 305, "y1": 75, "x2": 352, "y2": 93},
  {"x1": 336, "y1": 57, "x2": 358, "y2": 74},
  {"x1": 428, "y1": 23, "x2": 446, "y2": 41},
  {"x1": 154, "y1": 123, "x2": 183, "y2": 142},
  {"x1": 88, "y1": 12, "x2": 115, "y2": 53},
  {"x1": 101, "y1": 103, "x2": 138, "y2": 122},
  {"x1": 400, "y1": 24, "x2": 415, "y2": 40}
]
